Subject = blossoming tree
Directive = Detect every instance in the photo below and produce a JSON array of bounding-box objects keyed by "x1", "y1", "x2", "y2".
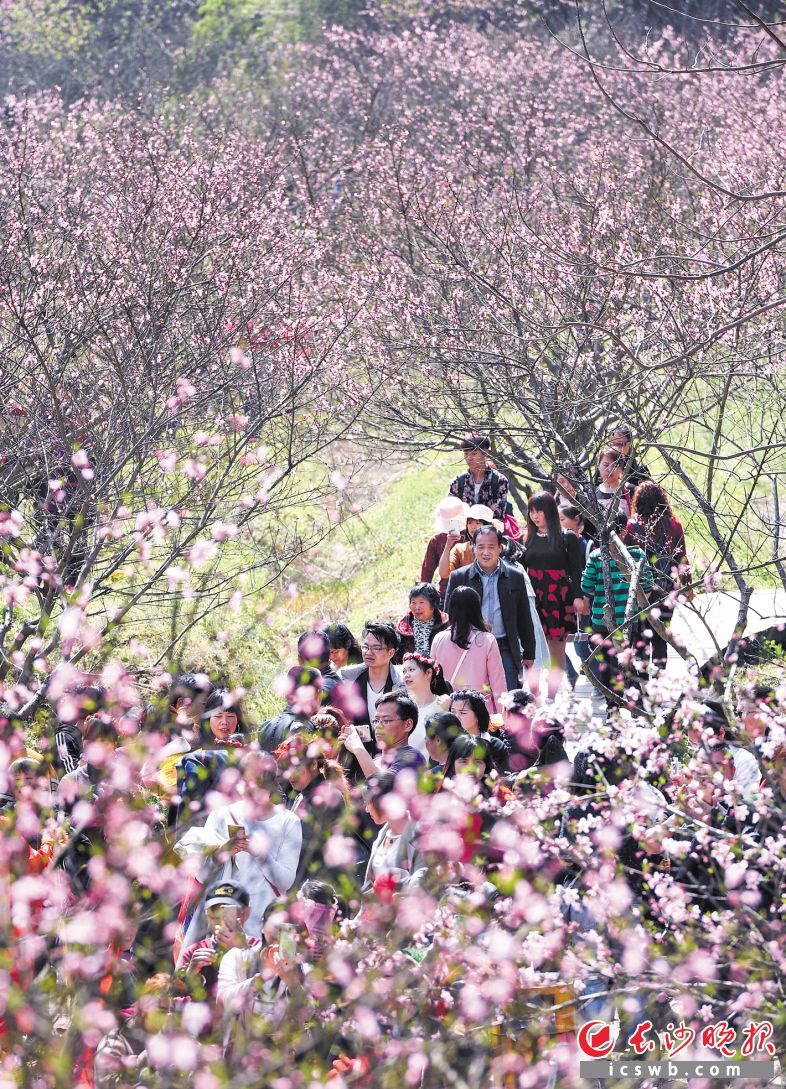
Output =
[{"x1": 0, "y1": 96, "x2": 377, "y2": 716}]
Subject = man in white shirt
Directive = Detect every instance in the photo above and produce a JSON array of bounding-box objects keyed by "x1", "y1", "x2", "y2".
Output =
[{"x1": 337, "y1": 622, "x2": 402, "y2": 776}]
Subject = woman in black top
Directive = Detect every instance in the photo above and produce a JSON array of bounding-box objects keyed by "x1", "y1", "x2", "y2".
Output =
[{"x1": 521, "y1": 491, "x2": 586, "y2": 679}]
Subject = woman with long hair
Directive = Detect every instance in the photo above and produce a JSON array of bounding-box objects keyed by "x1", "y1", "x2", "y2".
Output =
[
  {"x1": 319, "y1": 623, "x2": 363, "y2": 671},
  {"x1": 443, "y1": 733, "x2": 492, "y2": 783},
  {"x1": 447, "y1": 688, "x2": 491, "y2": 736},
  {"x1": 400, "y1": 652, "x2": 452, "y2": 756},
  {"x1": 447, "y1": 689, "x2": 510, "y2": 772},
  {"x1": 521, "y1": 491, "x2": 585, "y2": 684},
  {"x1": 430, "y1": 586, "x2": 507, "y2": 713},
  {"x1": 200, "y1": 688, "x2": 249, "y2": 747},
  {"x1": 440, "y1": 735, "x2": 512, "y2": 861},
  {"x1": 624, "y1": 480, "x2": 692, "y2": 670},
  {"x1": 160, "y1": 687, "x2": 249, "y2": 834}
]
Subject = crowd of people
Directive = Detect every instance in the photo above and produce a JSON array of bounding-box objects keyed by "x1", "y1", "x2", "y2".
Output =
[{"x1": 1, "y1": 427, "x2": 785, "y2": 1086}]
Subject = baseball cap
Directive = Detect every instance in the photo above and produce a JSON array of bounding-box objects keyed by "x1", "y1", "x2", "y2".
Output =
[{"x1": 205, "y1": 880, "x2": 250, "y2": 910}]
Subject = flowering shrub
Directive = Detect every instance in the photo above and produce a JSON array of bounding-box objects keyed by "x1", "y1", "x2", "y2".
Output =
[{"x1": 0, "y1": 6, "x2": 784, "y2": 1088}]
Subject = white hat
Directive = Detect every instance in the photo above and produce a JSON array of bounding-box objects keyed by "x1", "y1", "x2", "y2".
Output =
[
  {"x1": 466, "y1": 504, "x2": 495, "y2": 522},
  {"x1": 433, "y1": 496, "x2": 471, "y2": 532},
  {"x1": 466, "y1": 503, "x2": 505, "y2": 534}
]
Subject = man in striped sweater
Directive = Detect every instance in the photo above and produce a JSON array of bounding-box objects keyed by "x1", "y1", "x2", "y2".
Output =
[
  {"x1": 581, "y1": 520, "x2": 654, "y2": 637},
  {"x1": 580, "y1": 519, "x2": 654, "y2": 693}
]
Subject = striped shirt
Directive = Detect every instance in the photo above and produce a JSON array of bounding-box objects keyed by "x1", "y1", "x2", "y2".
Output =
[
  {"x1": 581, "y1": 546, "x2": 653, "y2": 630},
  {"x1": 54, "y1": 723, "x2": 83, "y2": 775}
]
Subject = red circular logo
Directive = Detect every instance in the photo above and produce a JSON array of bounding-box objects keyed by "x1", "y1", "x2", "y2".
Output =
[{"x1": 577, "y1": 1021, "x2": 616, "y2": 1058}]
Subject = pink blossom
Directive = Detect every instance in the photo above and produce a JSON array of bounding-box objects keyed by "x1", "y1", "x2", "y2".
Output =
[
  {"x1": 156, "y1": 449, "x2": 178, "y2": 472},
  {"x1": 189, "y1": 540, "x2": 217, "y2": 565},
  {"x1": 70, "y1": 449, "x2": 94, "y2": 480},
  {"x1": 353, "y1": 1005, "x2": 381, "y2": 1040},
  {"x1": 229, "y1": 347, "x2": 251, "y2": 369},
  {"x1": 210, "y1": 521, "x2": 238, "y2": 542},
  {"x1": 324, "y1": 835, "x2": 357, "y2": 868},
  {"x1": 0, "y1": 510, "x2": 23, "y2": 537},
  {"x1": 181, "y1": 459, "x2": 208, "y2": 482}
]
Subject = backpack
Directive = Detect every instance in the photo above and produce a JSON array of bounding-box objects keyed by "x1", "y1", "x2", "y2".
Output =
[
  {"x1": 257, "y1": 710, "x2": 301, "y2": 752},
  {"x1": 643, "y1": 526, "x2": 678, "y2": 595}
]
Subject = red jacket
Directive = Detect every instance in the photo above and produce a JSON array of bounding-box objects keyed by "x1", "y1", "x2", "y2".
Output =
[
  {"x1": 420, "y1": 533, "x2": 450, "y2": 597},
  {"x1": 394, "y1": 610, "x2": 450, "y2": 662}
]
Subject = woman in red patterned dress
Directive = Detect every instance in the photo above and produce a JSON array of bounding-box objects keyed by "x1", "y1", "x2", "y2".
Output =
[{"x1": 520, "y1": 491, "x2": 586, "y2": 682}]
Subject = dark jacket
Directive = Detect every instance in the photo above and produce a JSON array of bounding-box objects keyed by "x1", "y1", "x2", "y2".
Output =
[
  {"x1": 444, "y1": 560, "x2": 536, "y2": 672},
  {"x1": 336, "y1": 663, "x2": 402, "y2": 783},
  {"x1": 172, "y1": 747, "x2": 241, "y2": 833},
  {"x1": 319, "y1": 664, "x2": 340, "y2": 705},
  {"x1": 257, "y1": 710, "x2": 311, "y2": 752},
  {"x1": 624, "y1": 515, "x2": 690, "y2": 594},
  {"x1": 393, "y1": 610, "x2": 450, "y2": 662},
  {"x1": 54, "y1": 722, "x2": 83, "y2": 776},
  {"x1": 336, "y1": 663, "x2": 402, "y2": 728},
  {"x1": 673, "y1": 804, "x2": 742, "y2": 915}
]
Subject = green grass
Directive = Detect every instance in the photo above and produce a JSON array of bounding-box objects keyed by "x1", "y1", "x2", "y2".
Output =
[
  {"x1": 165, "y1": 452, "x2": 455, "y2": 720},
  {"x1": 115, "y1": 425, "x2": 782, "y2": 725}
]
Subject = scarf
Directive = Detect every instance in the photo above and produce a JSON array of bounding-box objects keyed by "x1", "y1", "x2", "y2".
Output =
[{"x1": 412, "y1": 617, "x2": 435, "y2": 655}]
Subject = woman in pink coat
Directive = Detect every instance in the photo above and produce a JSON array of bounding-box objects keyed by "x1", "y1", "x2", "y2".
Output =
[{"x1": 430, "y1": 586, "x2": 508, "y2": 713}]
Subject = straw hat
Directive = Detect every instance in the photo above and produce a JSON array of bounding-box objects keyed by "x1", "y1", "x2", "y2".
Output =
[{"x1": 433, "y1": 496, "x2": 470, "y2": 532}]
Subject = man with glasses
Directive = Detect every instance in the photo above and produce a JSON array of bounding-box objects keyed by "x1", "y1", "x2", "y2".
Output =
[
  {"x1": 339, "y1": 623, "x2": 402, "y2": 727},
  {"x1": 338, "y1": 623, "x2": 402, "y2": 776},
  {"x1": 341, "y1": 691, "x2": 425, "y2": 780}
]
